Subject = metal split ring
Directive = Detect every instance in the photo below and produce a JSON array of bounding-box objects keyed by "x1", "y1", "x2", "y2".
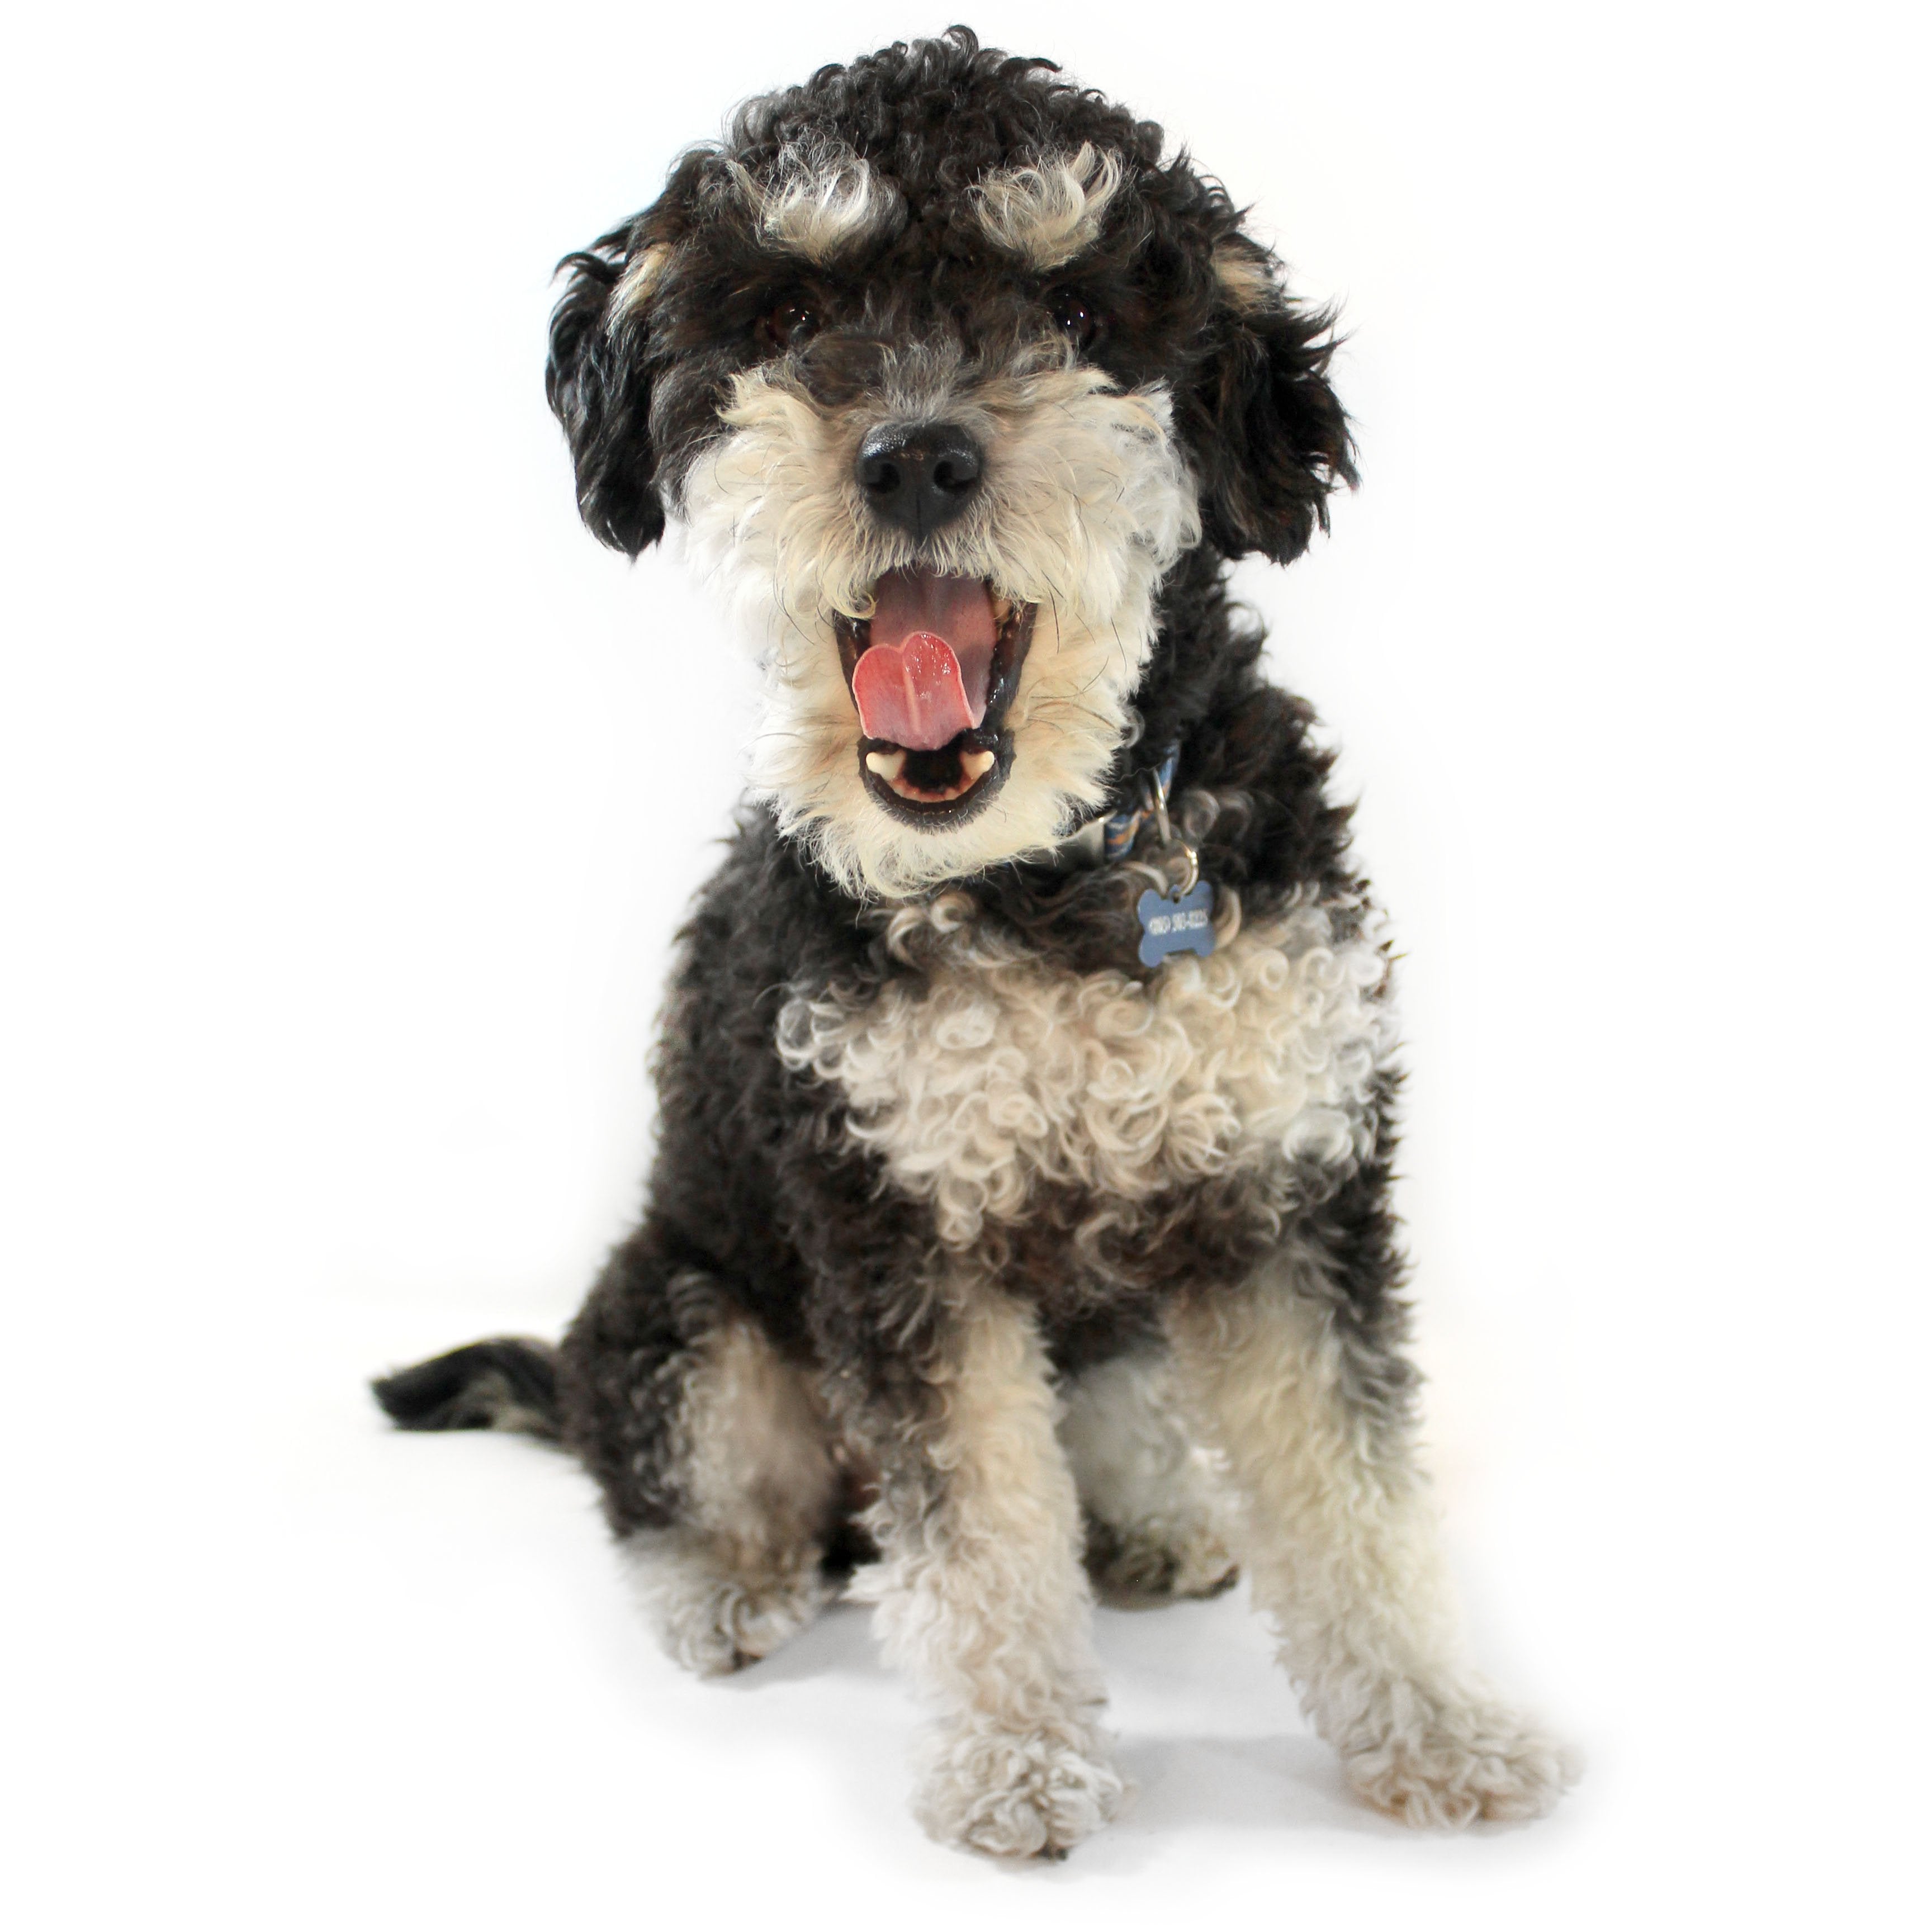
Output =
[{"x1": 1144, "y1": 762, "x2": 1200, "y2": 899}]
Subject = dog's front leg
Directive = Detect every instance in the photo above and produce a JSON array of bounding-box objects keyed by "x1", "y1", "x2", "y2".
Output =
[
  {"x1": 837, "y1": 1280, "x2": 1123, "y2": 1859},
  {"x1": 1166, "y1": 1258, "x2": 1578, "y2": 1826}
]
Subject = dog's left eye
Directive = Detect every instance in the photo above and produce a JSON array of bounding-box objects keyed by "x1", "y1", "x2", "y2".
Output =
[
  {"x1": 1052, "y1": 291, "x2": 1100, "y2": 349},
  {"x1": 761, "y1": 297, "x2": 820, "y2": 352}
]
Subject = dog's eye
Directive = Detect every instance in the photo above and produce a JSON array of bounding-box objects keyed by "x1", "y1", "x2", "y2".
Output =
[
  {"x1": 761, "y1": 297, "x2": 820, "y2": 352},
  {"x1": 1052, "y1": 291, "x2": 1100, "y2": 350}
]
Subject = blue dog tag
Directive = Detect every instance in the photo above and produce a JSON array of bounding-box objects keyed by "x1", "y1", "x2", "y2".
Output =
[{"x1": 1137, "y1": 878, "x2": 1216, "y2": 969}]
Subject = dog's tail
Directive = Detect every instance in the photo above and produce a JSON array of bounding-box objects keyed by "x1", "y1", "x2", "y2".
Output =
[{"x1": 371, "y1": 1337, "x2": 561, "y2": 1442}]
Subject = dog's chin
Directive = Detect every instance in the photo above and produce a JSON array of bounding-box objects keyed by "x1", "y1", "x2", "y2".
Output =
[
  {"x1": 836, "y1": 595, "x2": 1037, "y2": 833},
  {"x1": 858, "y1": 735, "x2": 1012, "y2": 827}
]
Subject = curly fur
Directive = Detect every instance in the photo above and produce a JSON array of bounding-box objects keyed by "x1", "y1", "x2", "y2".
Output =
[
  {"x1": 774, "y1": 889, "x2": 1396, "y2": 1247},
  {"x1": 972, "y1": 143, "x2": 1125, "y2": 268},
  {"x1": 377, "y1": 26, "x2": 1575, "y2": 1860},
  {"x1": 729, "y1": 141, "x2": 907, "y2": 264}
]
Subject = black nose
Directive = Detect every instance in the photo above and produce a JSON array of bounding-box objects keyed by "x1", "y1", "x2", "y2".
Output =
[{"x1": 854, "y1": 423, "x2": 984, "y2": 538}]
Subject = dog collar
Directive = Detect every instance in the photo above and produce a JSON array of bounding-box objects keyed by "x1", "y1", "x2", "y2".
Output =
[
  {"x1": 1051, "y1": 749, "x2": 1178, "y2": 869},
  {"x1": 1046, "y1": 747, "x2": 1216, "y2": 968}
]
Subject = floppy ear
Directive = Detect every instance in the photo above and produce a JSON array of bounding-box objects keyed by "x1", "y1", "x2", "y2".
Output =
[
  {"x1": 1192, "y1": 236, "x2": 1358, "y2": 565},
  {"x1": 545, "y1": 226, "x2": 665, "y2": 556}
]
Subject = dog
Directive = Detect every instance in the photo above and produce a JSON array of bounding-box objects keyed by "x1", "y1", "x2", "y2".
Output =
[{"x1": 374, "y1": 26, "x2": 1578, "y2": 1858}]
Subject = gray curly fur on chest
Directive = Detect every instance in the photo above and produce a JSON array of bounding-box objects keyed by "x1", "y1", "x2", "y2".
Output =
[{"x1": 777, "y1": 887, "x2": 1398, "y2": 1278}]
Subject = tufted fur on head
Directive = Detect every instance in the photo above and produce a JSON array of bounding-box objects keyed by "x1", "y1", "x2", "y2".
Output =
[
  {"x1": 546, "y1": 41, "x2": 1356, "y2": 563},
  {"x1": 543, "y1": 26, "x2": 1356, "y2": 897}
]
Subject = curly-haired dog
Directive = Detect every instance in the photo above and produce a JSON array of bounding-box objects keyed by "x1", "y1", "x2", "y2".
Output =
[{"x1": 375, "y1": 27, "x2": 1578, "y2": 1858}]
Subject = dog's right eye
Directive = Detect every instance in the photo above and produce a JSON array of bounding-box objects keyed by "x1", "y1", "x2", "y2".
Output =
[
  {"x1": 760, "y1": 297, "x2": 820, "y2": 352},
  {"x1": 1052, "y1": 291, "x2": 1101, "y2": 351}
]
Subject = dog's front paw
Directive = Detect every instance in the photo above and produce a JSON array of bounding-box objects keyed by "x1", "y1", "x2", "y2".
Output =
[
  {"x1": 1343, "y1": 1686, "x2": 1581, "y2": 1827},
  {"x1": 914, "y1": 1712, "x2": 1125, "y2": 1858}
]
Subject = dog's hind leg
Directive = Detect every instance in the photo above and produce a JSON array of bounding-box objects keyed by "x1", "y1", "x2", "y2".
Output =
[
  {"x1": 1059, "y1": 1348, "x2": 1239, "y2": 1606},
  {"x1": 559, "y1": 1234, "x2": 839, "y2": 1676},
  {"x1": 622, "y1": 1317, "x2": 840, "y2": 1675},
  {"x1": 1164, "y1": 1251, "x2": 1579, "y2": 1826},
  {"x1": 835, "y1": 1281, "x2": 1123, "y2": 1859}
]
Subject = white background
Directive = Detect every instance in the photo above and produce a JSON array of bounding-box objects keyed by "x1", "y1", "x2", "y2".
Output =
[{"x1": 4, "y1": 2, "x2": 1927, "y2": 1925}]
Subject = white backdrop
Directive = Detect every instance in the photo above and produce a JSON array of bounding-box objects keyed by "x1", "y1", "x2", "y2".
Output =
[{"x1": 4, "y1": 3, "x2": 1926, "y2": 1925}]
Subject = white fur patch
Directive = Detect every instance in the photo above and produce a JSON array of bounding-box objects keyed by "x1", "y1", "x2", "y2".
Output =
[
  {"x1": 1166, "y1": 1261, "x2": 1580, "y2": 1826},
  {"x1": 729, "y1": 142, "x2": 906, "y2": 263},
  {"x1": 972, "y1": 144, "x2": 1124, "y2": 269},
  {"x1": 623, "y1": 1526, "x2": 830, "y2": 1678},
  {"x1": 610, "y1": 241, "x2": 671, "y2": 328},
  {"x1": 622, "y1": 1316, "x2": 837, "y2": 1676},
  {"x1": 776, "y1": 896, "x2": 1396, "y2": 1247},
  {"x1": 676, "y1": 347, "x2": 1199, "y2": 898},
  {"x1": 1211, "y1": 238, "x2": 1277, "y2": 314}
]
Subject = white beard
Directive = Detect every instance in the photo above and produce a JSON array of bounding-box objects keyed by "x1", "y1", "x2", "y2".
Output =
[{"x1": 674, "y1": 344, "x2": 1201, "y2": 899}]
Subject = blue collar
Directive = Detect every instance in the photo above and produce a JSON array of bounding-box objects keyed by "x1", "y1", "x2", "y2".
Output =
[{"x1": 1098, "y1": 747, "x2": 1180, "y2": 861}]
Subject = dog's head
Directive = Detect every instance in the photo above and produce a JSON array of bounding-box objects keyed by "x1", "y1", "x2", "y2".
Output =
[{"x1": 548, "y1": 28, "x2": 1353, "y2": 898}]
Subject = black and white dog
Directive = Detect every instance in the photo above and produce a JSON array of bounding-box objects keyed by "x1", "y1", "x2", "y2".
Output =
[{"x1": 376, "y1": 27, "x2": 1576, "y2": 1858}]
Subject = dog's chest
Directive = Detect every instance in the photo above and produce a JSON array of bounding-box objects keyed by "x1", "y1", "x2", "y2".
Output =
[{"x1": 776, "y1": 903, "x2": 1396, "y2": 1249}]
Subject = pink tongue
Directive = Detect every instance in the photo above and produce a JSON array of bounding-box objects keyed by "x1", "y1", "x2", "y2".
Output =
[
  {"x1": 850, "y1": 572, "x2": 997, "y2": 751},
  {"x1": 852, "y1": 632, "x2": 976, "y2": 750}
]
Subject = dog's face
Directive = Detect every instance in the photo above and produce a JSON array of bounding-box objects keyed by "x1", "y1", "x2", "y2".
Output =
[{"x1": 548, "y1": 32, "x2": 1353, "y2": 897}]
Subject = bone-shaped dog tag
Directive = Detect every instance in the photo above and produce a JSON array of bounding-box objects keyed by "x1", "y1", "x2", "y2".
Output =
[{"x1": 1136, "y1": 878, "x2": 1216, "y2": 969}]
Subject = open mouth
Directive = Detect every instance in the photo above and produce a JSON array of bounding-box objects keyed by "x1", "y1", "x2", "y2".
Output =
[{"x1": 836, "y1": 570, "x2": 1036, "y2": 827}]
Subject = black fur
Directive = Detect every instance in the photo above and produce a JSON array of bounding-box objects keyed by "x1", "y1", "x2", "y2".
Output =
[
  {"x1": 545, "y1": 243, "x2": 665, "y2": 555},
  {"x1": 371, "y1": 1338, "x2": 560, "y2": 1441}
]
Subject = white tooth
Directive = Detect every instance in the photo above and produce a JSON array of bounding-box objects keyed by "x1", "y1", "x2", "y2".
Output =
[
  {"x1": 960, "y1": 749, "x2": 996, "y2": 783},
  {"x1": 865, "y1": 749, "x2": 906, "y2": 783}
]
